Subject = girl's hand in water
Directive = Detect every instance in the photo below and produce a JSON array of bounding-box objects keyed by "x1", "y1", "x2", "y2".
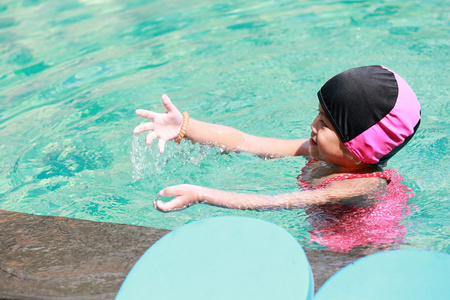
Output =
[
  {"x1": 133, "y1": 94, "x2": 183, "y2": 153},
  {"x1": 154, "y1": 184, "x2": 205, "y2": 212}
]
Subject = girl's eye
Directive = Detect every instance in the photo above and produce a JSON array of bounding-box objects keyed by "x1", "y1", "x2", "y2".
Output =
[{"x1": 320, "y1": 120, "x2": 328, "y2": 127}]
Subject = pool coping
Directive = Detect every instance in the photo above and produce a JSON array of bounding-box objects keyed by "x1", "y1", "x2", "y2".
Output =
[{"x1": 0, "y1": 210, "x2": 380, "y2": 299}]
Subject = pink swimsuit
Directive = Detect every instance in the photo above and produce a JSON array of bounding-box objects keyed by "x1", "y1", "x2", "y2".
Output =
[
  {"x1": 298, "y1": 158, "x2": 414, "y2": 252},
  {"x1": 297, "y1": 158, "x2": 391, "y2": 190}
]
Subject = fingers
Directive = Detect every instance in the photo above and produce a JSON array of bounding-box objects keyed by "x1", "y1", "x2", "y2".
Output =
[
  {"x1": 154, "y1": 185, "x2": 201, "y2": 212},
  {"x1": 134, "y1": 94, "x2": 179, "y2": 150},
  {"x1": 161, "y1": 94, "x2": 179, "y2": 113},
  {"x1": 154, "y1": 199, "x2": 186, "y2": 212},
  {"x1": 134, "y1": 129, "x2": 166, "y2": 152},
  {"x1": 135, "y1": 109, "x2": 156, "y2": 120},
  {"x1": 136, "y1": 95, "x2": 177, "y2": 118},
  {"x1": 145, "y1": 131, "x2": 158, "y2": 145},
  {"x1": 153, "y1": 196, "x2": 192, "y2": 212},
  {"x1": 133, "y1": 122, "x2": 154, "y2": 134},
  {"x1": 159, "y1": 184, "x2": 190, "y2": 197},
  {"x1": 157, "y1": 139, "x2": 166, "y2": 154}
]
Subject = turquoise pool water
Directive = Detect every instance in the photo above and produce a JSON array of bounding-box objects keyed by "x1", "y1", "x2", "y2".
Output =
[{"x1": 0, "y1": 0, "x2": 448, "y2": 252}]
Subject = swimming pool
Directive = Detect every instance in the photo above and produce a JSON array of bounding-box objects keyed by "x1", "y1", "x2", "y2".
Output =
[{"x1": 0, "y1": 0, "x2": 448, "y2": 253}]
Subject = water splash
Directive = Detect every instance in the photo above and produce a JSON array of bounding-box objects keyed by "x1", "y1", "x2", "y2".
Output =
[
  {"x1": 130, "y1": 134, "x2": 153, "y2": 182},
  {"x1": 130, "y1": 134, "x2": 222, "y2": 183}
]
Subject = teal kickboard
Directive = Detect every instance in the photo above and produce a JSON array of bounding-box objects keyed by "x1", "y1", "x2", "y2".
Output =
[
  {"x1": 116, "y1": 216, "x2": 313, "y2": 300},
  {"x1": 314, "y1": 249, "x2": 450, "y2": 300}
]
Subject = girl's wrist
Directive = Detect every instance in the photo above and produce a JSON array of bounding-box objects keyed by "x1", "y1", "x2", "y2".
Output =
[
  {"x1": 175, "y1": 112, "x2": 189, "y2": 143},
  {"x1": 198, "y1": 187, "x2": 217, "y2": 205}
]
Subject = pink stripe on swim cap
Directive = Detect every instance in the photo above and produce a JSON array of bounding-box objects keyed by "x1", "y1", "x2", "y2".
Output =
[{"x1": 345, "y1": 68, "x2": 421, "y2": 164}]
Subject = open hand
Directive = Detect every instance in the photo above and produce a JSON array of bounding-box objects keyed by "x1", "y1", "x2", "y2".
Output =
[
  {"x1": 153, "y1": 184, "x2": 205, "y2": 212},
  {"x1": 133, "y1": 94, "x2": 183, "y2": 153}
]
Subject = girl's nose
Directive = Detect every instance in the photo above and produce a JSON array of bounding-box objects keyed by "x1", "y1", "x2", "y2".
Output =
[{"x1": 311, "y1": 116, "x2": 319, "y2": 134}]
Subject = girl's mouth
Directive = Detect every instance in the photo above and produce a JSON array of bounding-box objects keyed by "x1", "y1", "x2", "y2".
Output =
[{"x1": 310, "y1": 138, "x2": 317, "y2": 146}]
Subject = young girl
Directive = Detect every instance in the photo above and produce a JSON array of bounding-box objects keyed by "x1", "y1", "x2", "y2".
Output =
[{"x1": 133, "y1": 65, "x2": 421, "y2": 218}]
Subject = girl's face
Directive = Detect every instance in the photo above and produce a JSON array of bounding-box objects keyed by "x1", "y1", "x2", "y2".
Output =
[{"x1": 309, "y1": 105, "x2": 362, "y2": 169}]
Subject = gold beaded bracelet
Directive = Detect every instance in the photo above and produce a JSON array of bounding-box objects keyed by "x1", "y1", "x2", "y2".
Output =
[{"x1": 175, "y1": 112, "x2": 189, "y2": 144}]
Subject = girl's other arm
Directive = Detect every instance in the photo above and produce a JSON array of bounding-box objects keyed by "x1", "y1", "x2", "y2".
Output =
[{"x1": 154, "y1": 178, "x2": 382, "y2": 212}]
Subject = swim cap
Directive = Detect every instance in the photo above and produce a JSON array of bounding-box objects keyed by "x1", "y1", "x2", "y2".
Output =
[{"x1": 317, "y1": 65, "x2": 421, "y2": 165}]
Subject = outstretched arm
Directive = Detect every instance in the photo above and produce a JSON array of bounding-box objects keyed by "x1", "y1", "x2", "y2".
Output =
[
  {"x1": 153, "y1": 178, "x2": 383, "y2": 212},
  {"x1": 133, "y1": 94, "x2": 310, "y2": 158},
  {"x1": 182, "y1": 118, "x2": 309, "y2": 158}
]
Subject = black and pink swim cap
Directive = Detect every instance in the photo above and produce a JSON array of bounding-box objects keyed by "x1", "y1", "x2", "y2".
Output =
[{"x1": 318, "y1": 65, "x2": 421, "y2": 165}]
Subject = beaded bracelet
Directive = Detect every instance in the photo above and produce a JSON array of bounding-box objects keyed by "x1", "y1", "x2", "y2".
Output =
[{"x1": 175, "y1": 112, "x2": 189, "y2": 144}]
